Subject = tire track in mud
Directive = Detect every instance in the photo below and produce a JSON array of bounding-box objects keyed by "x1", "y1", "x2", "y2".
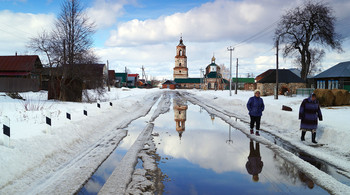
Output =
[
  {"x1": 1, "y1": 92, "x2": 162, "y2": 195},
  {"x1": 99, "y1": 91, "x2": 172, "y2": 195}
]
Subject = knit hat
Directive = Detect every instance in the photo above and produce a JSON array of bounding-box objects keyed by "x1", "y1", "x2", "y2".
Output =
[{"x1": 254, "y1": 89, "x2": 261, "y2": 94}]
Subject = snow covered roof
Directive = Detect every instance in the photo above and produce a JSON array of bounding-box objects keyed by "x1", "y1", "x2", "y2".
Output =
[{"x1": 313, "y1": 61, "x2": 350, "y2": 78}]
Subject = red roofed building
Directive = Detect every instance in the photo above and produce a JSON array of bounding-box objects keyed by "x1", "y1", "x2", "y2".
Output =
[
  {"x1": 127, "y1": 74, "x2": 139, "y2": 87},
  {"x1": 0, "y1": 55, "x2": 43, "y2": 92}
]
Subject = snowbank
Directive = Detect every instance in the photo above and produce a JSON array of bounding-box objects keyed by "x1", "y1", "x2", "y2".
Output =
[{"x1": 0, "y1": 88, "x2": 162, "y2": 194}]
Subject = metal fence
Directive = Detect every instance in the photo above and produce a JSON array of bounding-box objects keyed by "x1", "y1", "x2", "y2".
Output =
[
  {"x1": 0, "y1": 78, "x2": 40, "y2": 92},
  {"x1": 296, "y1": 88, "x2": 315, "y2": 96}
]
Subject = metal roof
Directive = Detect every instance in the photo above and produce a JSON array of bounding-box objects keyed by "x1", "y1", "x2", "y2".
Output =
[
  {"x1": 163, "y1": 80, "x2": 177, "y2": 85},
  {"x1": 257, "y1": 69, "x2": 305, "y2": 83},
  {"x1": 174, "y1": 78, "x2": 201, "y2": 83},
  {"x1": 313, "y1": 61, "x2": 350, "y2": 78},
  {"x1": 232, "y1": 78, "x2": 255, "y2": 83},
  {"x1": 0, "y1": 55, "x2": 41, "y2": 72}
]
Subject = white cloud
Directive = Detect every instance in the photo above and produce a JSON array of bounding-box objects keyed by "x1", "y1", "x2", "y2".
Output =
[
  {"x1": 0, "y1": 10, "x2": 55, "y2": 55},
  {"x1": 105, "y1": 0, "x2": 297, "y2": 47},
  {"x1": 86, "y1": 0, "x2": 136, "y2": 29}
]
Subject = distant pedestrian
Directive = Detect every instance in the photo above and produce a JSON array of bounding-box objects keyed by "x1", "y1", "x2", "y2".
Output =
[
  {"x1": 247, "y1": 89, "x2": 265, "y2": 136},
  {"x1": 246, "y1": 139, "x2": 263, "y2": 182},
  {"x1": 299, "y1": 93, "x2": 323, "y2": 143}
]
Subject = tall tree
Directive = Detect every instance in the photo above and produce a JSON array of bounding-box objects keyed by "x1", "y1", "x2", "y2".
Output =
[
  {"x1": 53, "y1": 0, "x2": 95, "y2": 65},
  {"x1": 29, "y1": 0, "x2": 99, "y2": 101},
  {"x1": 275, "y1": 1, "x2": 342, "y2": 80}
]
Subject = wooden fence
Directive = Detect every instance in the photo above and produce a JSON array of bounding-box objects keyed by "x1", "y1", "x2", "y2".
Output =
[{"x1": 0, "y1": 78, "x2": 40, "y2": 92}]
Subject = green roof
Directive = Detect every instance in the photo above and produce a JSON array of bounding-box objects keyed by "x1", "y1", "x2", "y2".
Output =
[
  {"x1": 174, "y1": 78, "x2": 201, "y2": 83},
  {"x1": 206, "y1": 72, "x2": 222, "y2": 78},
  {"x1": 232, "y1": 78, "x2": 255, "y2": 83},
  {"x1": 115, "y1": 72, "x2": 127, "y2": 82}
]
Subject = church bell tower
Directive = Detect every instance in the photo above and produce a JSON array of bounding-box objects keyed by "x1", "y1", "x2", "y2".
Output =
[{"x1": 173, "y1": 37, "x2": 188, "y2": 79}]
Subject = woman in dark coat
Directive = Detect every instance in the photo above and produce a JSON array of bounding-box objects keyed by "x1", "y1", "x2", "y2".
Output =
[
  {"x1": 299, "y1": 93, "x2": 323, "y2": 143},
  {"x1": 247, "y1": 89, "x2": 265, "y2": 136}
]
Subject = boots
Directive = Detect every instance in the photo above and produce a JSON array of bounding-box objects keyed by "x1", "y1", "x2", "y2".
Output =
[
  {"x1": 312, "y1": 132, "x2": 317, "y2": 144},
  {"x1": 301, "y1": 131, "x2": 306, "y2": 141}
]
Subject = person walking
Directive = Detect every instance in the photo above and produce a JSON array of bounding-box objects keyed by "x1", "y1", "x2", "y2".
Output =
[
  {"x1": 247, "y1": 89, "x2": 265, "y2": 136},
  {"x1": 299, "y1": 93, "x2": 323, "y2": 143}
]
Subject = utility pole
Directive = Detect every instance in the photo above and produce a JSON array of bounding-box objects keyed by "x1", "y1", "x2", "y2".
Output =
[
  {"x1": 227, "y1": 46, "x2": 234, "y2": 96},
  {"x1": 107, "y1": 60, "x2": 110, "y2": 92},
  {"x1": 275, "y1": 39, "x2": 279, "y2": 100},
  {"x1": 235, "y1": 58, "x2": 238, "y2": 94},
  {"x1": 200, "y1": 68, "x2": 203, "y2": 90}
]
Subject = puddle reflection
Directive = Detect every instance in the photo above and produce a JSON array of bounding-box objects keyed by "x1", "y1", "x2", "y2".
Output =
[
  {"x1": 173, "y1": 97, "x2": 187, "y2": 139},
  {"x1": 246, "y1": 139, "x2": 263, "y2": 183},
  {"x1": 151, "y1": 95, "x2": 328, "y2": 194}
]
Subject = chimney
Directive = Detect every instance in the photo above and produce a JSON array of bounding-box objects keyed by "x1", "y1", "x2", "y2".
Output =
[{"x1": 15, "y1": 52, "x2": 17, "y2": 56}]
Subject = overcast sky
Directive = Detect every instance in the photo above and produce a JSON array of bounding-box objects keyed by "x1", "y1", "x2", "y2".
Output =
[{"x1": 0, "y1": 0, "x2": 349, "y2": 79}]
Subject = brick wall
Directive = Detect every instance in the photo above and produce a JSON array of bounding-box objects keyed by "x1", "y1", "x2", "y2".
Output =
[{"x1": 257, "y1": 83, "x2": 306, "y2": 96}]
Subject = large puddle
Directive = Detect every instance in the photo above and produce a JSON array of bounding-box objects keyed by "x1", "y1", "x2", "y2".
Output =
[
  {"x1": 79, "y1": 93, "x2": 342, "y2": 194},
  {"x1": 151, "y1": 95, "x2": 329, "y2": 194}
]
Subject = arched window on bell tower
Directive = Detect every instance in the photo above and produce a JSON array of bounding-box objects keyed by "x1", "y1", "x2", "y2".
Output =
[
  {"x1": 179, "y1": 63, "x2": 182, "y2": 67},
  {"x1": 179, "y1": 50, "x2": 183, "y2": 56}
]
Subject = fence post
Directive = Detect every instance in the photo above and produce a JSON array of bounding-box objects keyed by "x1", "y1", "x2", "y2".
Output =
[
  {"x1": 84, "y1": 106, "x2": 88, "y2": 116},
  {"x1": 3, "y1": 116, "x2": 10, "y2": 147},
  {"x1": 46, "y1": 111, "x2": 52, "y2": 134}
]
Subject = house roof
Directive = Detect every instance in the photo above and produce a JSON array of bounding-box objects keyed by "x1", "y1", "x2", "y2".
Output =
[
  {"x1": 115, "y1": 72, "x2": 127, "y2": 77},
  {"x1": 257, "y1": 69, "x2": 305, "y2": 83},
  {"x1": 128, "y1": 74, "x2": 139, "y2": 77},
  {"x1": 314, "y1": 61, "x2": 350, "y2": 78},
  {"x1": 163, "y1": 80, "x2": 177, "y2": 85},
  {"x1": 174, "y1": 78, "x2": 201, "y2": 83},
  {"x1": 232, "y1": 78, "x2": 255, "y2": 83},
  {"x1": 0, "y1": 55, "x2": 42, "y2": 72},
  {"x1": 289, "y1": 68, "x2": 301, "y2": 78}
]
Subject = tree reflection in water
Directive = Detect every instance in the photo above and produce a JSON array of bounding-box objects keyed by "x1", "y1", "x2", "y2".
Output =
[{"x1": 272, "y1": 150, "x2": 328, "y2": 189}]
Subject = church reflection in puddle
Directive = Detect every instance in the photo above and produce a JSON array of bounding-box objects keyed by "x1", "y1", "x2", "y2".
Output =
[{"x1": 173, "y1": 97, "x2": 187, "y2": 140}]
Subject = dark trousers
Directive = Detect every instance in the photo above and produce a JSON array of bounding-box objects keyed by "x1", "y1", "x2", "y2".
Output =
[{"x1": 250, "y1": 116, "x2": 261, "y2": 130}]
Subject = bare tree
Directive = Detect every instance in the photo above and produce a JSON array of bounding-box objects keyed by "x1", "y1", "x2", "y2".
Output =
[
  {"x1": 275, "y1": 1, "x2": 342, "y2": 80},
  {"x1": 28, "y1": 0, "x2": 99, "y2": 101},
  {"x1": 28, "y1": 31, "x2": 54, "y2": 68},
  {"x1": 293, "y1": 48, "x2": 324, "y2": 76},
  {"x1": 219, "y1": 64, "x2": 230, "y2": 81}
]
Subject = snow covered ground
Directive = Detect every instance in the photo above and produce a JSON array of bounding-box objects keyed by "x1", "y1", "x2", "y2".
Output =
[
  {"x1": 0, "y1": 88, "x2": 349, "y2": 194},
  {"x1": 0, "y1": 88, "x2": 162, "y2": 194}
]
